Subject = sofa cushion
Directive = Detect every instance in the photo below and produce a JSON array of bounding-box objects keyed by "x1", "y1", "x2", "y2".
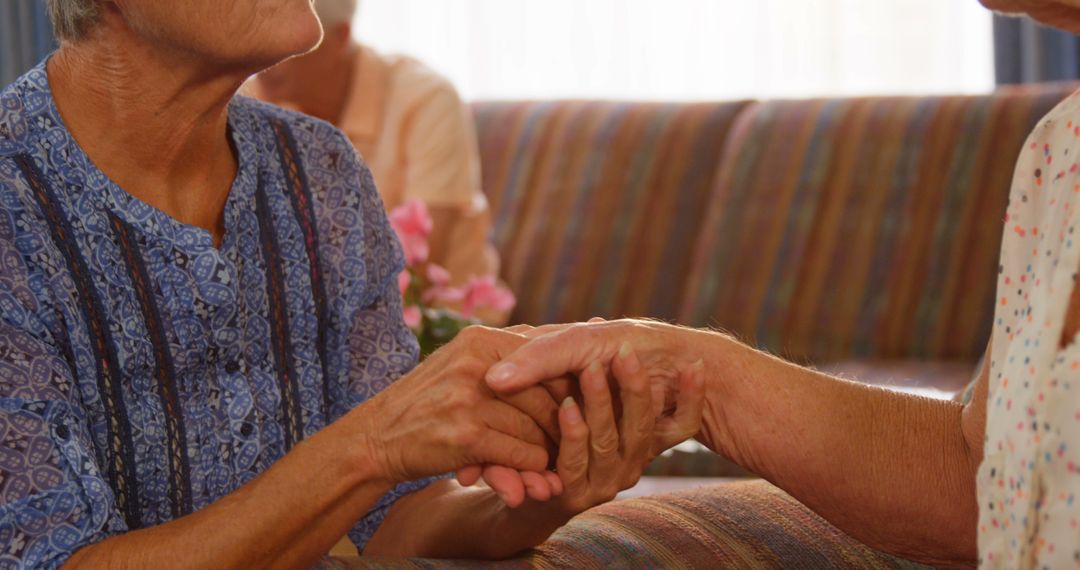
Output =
[
  {"x1": 680, "y1": 86, "x2": 1078, "y2": 362},
  {"x1": 472, "y1": 100, "x2": 752, "y2": 325},
  {"x1": 320, "y1": 480, "x2": 931, "y2": 569}
]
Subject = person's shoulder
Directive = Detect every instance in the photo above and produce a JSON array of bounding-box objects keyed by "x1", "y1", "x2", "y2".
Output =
[
  {"x1": 0, "y1": 68, "x2": 51, "y2": 218},
  {"x1": 0, "y1": 64, "x2": 62, "y2": 210},
  {"x1": 231, "y1": 95, "x2": 365, "y2": 170},
  {"x1": 231, "y1": 95, "x2": 380, "y2": 212},
  {"x1": 1026, "y1": 88, "x2": 1080, "y2": 142},
  {"x1": 0, "y1": 64, "x2": 50, "y2": 159},
  {"x1": 380, "y1": 50, "x2": 465, "y2": 108}
]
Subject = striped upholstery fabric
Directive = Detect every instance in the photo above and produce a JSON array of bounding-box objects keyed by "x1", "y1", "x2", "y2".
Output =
[
  {"x1": 473, "y1": 101, "x2": 751, "y2": 325},
  {"x1": 680, "y1": 87, "x2": 1078, "y2": 363},
  {"x1": 321, "y1": 480, "x2": 930, "y2": 569}
]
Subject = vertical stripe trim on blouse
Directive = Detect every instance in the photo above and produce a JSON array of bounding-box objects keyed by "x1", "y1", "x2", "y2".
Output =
[
  {"x1": 269, "y1": 118, "x2": 333, "y2": 423},
  {"x1": 109, "y1": 213, "x2": 194, "y2": 518},
  {"x1": 14, "y1": 153, "x2": 144, "y2": 529},
  {"x1": 254, "y1": 178, "x2": 304, "y2": 449}
]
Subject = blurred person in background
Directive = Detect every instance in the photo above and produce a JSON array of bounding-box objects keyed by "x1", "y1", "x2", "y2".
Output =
[{"x1": 250, "y1": 0, "x2": 507, "y2": 324}]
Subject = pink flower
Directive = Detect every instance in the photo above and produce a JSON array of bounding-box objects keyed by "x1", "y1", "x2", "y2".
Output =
[
  {"x1": 460, "y1": 276, "x2": 516, "y2": 318},
  {"x1": 426, "y1": 263, "x2": 452, "y2": 287},
  {"x1": 402, "y1": 305, "x2": 422, "y2": 330},
  {"x1": 390, "y1": 200, "x2": 434, "y2": 237},
  {"x1": 394, "y1": 231, "x2": 430, "y2": 267},
  {"x1": 389, "y1": 200, "x2": 433, "y2": 266},
  {"x1": 397, "y1": 270, "x2": 412, "y2": 298},
  {"x1": 423, "y1": 285, "x2": 465, "y2": 305},
  {"x1": 421, "y1": 263, "x2": 464, "y2": 304}
]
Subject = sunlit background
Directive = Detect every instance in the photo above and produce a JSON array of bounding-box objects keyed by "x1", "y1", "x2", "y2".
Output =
[{"x1": 354, "y1": 0, "x2": 994, "y2": 101}]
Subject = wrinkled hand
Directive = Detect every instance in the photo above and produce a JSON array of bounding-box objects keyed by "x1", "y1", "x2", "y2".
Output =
[
  {"x1": 354, "y1": 326, "x2": 563, "y2": 484},
  {"x1": 487, "y1": 320, "x2": 699, "y2": 398},
  {"x1": 458, "y1": 336, "x2": 705, "y2": 509},
  {"x1": 548, "y1": 346, "x2": 705, "y2": 514}
]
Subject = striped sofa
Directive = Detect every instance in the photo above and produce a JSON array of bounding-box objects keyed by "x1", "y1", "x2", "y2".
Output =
[{"x1": 474, "y1": 85, "x2": 1078, "y2": 390}]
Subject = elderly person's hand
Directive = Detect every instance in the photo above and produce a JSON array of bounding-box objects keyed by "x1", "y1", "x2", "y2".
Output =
[
  {"x1": 476, "y1": 317, "x2": 992, "y2": 565},
  {"x1": 544, "y1": 348, "x2": 704, "y2": 514},
  {"x1": 355, "y1": 326, "x2": 563, "y2": 484},
  {"x1": 485, "y1": 320, "x2": 699, "y2": 418},
  {"x1": 458, "y1": 336, "x2": 705, "y2": 510}
]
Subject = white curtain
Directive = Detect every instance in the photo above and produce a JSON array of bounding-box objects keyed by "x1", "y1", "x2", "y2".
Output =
[{"x1": 354, "y1": 0, "x2": 994, "y2": 101}]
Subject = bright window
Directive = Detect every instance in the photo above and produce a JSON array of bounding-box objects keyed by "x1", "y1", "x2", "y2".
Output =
[{"x1": 354, "y1": 0, "x2": 994, "y2": 101}]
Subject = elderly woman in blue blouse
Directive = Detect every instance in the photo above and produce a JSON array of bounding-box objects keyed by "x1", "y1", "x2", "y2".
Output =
[{"x1": 0, "y1": 1, "x2": 705, "y2": 568}]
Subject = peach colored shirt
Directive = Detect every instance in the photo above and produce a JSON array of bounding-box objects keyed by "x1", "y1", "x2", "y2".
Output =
[{"x1": 341, "y1": 44, "x2": 500, "y2": 287}]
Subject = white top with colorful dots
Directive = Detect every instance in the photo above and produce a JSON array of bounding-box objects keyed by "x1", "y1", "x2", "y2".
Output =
[{"x1": 979, "y1": 90, "x2": 1080, "y2": 568}]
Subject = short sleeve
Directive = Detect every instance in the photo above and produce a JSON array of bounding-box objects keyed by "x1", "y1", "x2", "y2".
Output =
[
  {"x1": 0, "y1": 319, "x2": 125, "y2": 568},
  {"x1": 401, "y1": 82, "x2": 483, "y2": 208}
]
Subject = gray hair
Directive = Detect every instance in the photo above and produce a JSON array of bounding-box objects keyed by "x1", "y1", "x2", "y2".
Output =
[
  {"x1": 45, "y1": 0, "x2": 100, "y2": 42},
  {"x1": 315, "y1": 0, "x2": 358, "y2": 27}
]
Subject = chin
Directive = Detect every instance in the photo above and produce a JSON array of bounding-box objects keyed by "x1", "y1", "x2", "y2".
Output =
[
  {"x1": 978, "y1": 0, "x2": 1046, "y2": 12},
  {"x1": 242, "y1": 15, "x2": 323, "y2": 76},
  {"x1": 977, "y1": 0, "x2": 1019, "y2": 9}
]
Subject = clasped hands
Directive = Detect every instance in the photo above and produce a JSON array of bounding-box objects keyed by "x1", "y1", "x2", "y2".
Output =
[{"x1": 356, "y1": 319, "x2": 706, "y2": 516}]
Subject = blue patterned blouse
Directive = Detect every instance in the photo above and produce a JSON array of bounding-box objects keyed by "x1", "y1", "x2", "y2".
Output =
[{"x1": 0, "y1": 63, "x2": 436, "y2": 568}]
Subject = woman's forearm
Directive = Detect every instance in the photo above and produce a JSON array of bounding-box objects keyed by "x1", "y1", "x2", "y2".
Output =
[
  {"x1": 367, "y1": 480, "x2": 572, "y2": 560},
  {"x1": 691, "y1": 330, "x2": 979, "y2": 565},
  {"x1": 63, "y1": 416, "x2": 394, "y2": 570}
]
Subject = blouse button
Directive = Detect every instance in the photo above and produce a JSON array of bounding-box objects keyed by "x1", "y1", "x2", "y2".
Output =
[
  {"x1": 240, "y1": 423, "x2": 254, "y2": 437},
  {"x1": 225, "y1": 361, "x2": 241, "y2": 375},
  {"x1": 55, "y1": 424, "x2": 70, "y2": 441}
]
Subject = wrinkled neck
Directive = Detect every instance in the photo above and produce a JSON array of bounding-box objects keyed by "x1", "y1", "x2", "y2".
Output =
[{"x1": 46, "y1": 31, "x2": 249, "y2": 246}]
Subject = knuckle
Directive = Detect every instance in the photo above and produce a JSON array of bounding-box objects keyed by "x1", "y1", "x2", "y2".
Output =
[
  {"x1": 633, "y1": 421, "x2": 655, "y2": 441},
  {"x1": 557, "y1": 324, "x2": 591, "y2": 346},
  {"x1": 457, "y1": 325, "x2": 482, "y2": 340},
  {"x1": 562, "y1": 454, "x2": 589, "y2": 475},
  {"x1": 448, "y1": 388, "x2": 481, "y2": 409},
  {"x1": 565, "y1": 323, "x2": 591, "y2": 341},
  {"x1": 456, "y1": 325, "x2": 491, "y2": 345},
  {"x1": 447, "y1": 422, "x2": 483, "y2": 448},
  {"x1": 593, "y1": 433, "x2": 620, "y2": 456},
  {"x1": 507, "y1": 444, "x2": 533, "y2": 468},
  {"x1": 567, "y1": 422, "x2": 590, "y2": 442}
]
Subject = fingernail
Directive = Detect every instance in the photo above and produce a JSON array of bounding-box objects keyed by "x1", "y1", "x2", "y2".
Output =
[
  {"x1": 618, "y1": 342, "x2": 640, "y2": 373},
  {"x1": 562, "y1": 397, "x2": 582, "y2": 424},
  {"x1": 487, "y1": 363, "x2": 517, "y2": 386}
]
